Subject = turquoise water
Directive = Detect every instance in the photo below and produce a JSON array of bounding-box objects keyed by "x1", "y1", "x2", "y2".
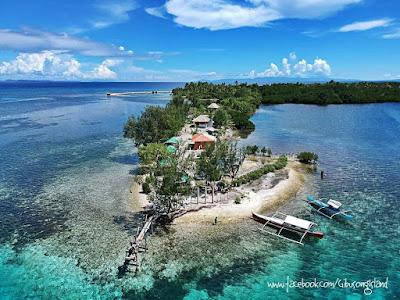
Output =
[{"x1": 0, "y1": 83, "x2": 399, "y2": 299}]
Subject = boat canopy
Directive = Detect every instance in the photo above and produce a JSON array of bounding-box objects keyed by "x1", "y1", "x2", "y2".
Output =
[
  {"x1": 327, "y1": 199, "x2": 342, "y2": 209},
  {"x1": 267, "y1": 217, "x2": 284, "y2": 226},
  {"x1": 284, "y1": 215, "x2": 313, "y2": 230}
]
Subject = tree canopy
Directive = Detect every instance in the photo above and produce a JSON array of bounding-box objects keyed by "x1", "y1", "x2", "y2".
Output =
[
  {"x1": 297, "y1": 152, "x2": 319, "y2": 164},
  {"x1": 123, "y1": 104, "x2": 187, "y2": 146}
]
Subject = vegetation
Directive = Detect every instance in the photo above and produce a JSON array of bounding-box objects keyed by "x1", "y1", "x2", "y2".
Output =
[
  {"x1": 173, "y1": 82, "x2": 261, "y2": 133},
  {"x1": 147, "y1": 158, "x2": 191, "y2": 213},
  {"x1": 297, "y1": 152, "x2": 319, "y2": 164},
  {"x1": 261, "y1": 147, "x2": 272, "y2": 157},
  {"x1": 232, "y1": 156, "x2": 288, "y2": 186},
  {"x1": 142, "y1": 182, "x2": 151, "y2": 194},
  {"x1": 212, "y1": 109, "x2": 230, "y2": 127},
  {"x1": 245, "y1": 145, "x2": 259, "y2": 155},
  {"x1": 123, "y1": 104, "x2": 187, "y2": 146},
  {"x1": 197, "y1": 141, "x2": 240, "y2": 181},
  {"x1": 234, "y1": 196, "x2": 241, "y2": 204},
  {"x1": 138, "y1": 143, "x2": 171, "y2": 166},
  {"x1": 259, "y1": 81, "x2": 400, "y2": 105}
]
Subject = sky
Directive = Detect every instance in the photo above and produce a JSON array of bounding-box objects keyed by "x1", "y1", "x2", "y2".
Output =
[{"x1": 0, "y1": 0, "x2": 399, "y2": 81}]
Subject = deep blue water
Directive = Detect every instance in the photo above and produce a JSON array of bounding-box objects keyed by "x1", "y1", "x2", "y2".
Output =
[{"x1": 0, "y1": 82, "x2": 399, "y2": 299}]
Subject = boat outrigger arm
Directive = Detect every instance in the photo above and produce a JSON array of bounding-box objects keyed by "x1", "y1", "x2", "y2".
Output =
[
  {"x1": 315, "y1": 205, "x2": 352, "y2": 219},
  {"x1": 259, "y1": 212, "x2": 318, "y2": 245}
]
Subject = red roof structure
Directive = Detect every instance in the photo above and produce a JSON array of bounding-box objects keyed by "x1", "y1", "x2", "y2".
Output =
[{"x1": 192, "y1": 133, "x2": 216, "y2": 150}]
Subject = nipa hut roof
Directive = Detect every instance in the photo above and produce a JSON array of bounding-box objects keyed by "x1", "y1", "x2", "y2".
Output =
[
  {"x1": 192, "y1": 115, "x2": 210, "y2": 123},
  {"x1": 207, "y1": 103, "x2": 220, "y2": 109}
]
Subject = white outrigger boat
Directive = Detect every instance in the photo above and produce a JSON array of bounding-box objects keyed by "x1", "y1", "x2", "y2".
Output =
[
  {"x1": 305, "y1": 195, "x2": 353, "y2": 221},
  {"x1": 252, "y1": 211, "x2": 324, "y2": 245}
]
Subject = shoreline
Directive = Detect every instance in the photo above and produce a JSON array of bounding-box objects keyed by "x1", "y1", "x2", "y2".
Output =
[
  {"x1": 129, "y1": 175, "x2": 149, "y2": 212},
  {"x1": 172, "y1": 161, "x2": 305, "y2": 224}
]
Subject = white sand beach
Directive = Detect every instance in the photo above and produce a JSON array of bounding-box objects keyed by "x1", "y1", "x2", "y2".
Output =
[{"x1": 173, "y1": 161, "x2": 305, "y2": 224}]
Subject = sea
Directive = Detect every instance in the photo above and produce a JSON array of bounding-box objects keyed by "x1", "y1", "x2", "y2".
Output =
[{"x1": 0, "y1": 81, "x2": 399, "y2": 299}]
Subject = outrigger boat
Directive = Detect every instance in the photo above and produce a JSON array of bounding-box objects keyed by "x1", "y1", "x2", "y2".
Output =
[
  {"x1": 252, "y1": 211, "x2": 324, "y2": 245},
  {"x1": 304, "y1": 195, "x2": 353, "y2": 221}
]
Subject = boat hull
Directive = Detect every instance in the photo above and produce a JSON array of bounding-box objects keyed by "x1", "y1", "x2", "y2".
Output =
[{"x1": 252, "y1": 212, "x2": 324, "y2": 239}]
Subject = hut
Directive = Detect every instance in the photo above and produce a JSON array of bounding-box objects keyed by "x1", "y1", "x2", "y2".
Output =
[
  {"x1": 207, "y1": 103, "x2": 220, "y2": 110},
  {"x1": 192, "y1": 133, "x2": 216, "y2": 150},
  {"x1": 193, "y1": 115, "x2": 212, "y2": 128}
]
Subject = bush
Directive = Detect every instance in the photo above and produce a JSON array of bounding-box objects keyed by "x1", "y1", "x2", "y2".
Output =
[
  {"x1": 245, "y1": 145, "x2": 259, "y2": 155},
  {"x1": 234, "y1": 196, "x2": 241, "y2": 204},
  {"x1": 232, "y1": 156, "x2": 287, "y2": 186},
  {"x1": 297, "y1": 152, "x2": 318, "y2": 164},
  {"x1": 142, "y1": 182, "x2": 151, "y2": 194}
]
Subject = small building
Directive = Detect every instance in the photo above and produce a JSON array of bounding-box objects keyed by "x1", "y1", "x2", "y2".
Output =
[
  {"x1": 193, "y1": 115, "x2": 212, "y2": 128},
  {"x1": 207, "y1": 103, "x2": 220, "y2": 110},
  {"x1": 192, "y1": 133, "x2": 216, "y2": 150},
  {"x1": 164, "y1": 136, "x2": 180, "y2": 146}
]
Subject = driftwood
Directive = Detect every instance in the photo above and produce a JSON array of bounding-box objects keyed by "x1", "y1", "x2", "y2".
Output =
[{"x1": 166, "y1": 204, "x2": 216, "y2": 220}]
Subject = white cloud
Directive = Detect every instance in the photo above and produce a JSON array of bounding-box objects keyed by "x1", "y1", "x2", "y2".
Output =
[
  {"x1": 86, "y1": 59, "x2": 122, "y2": 79},
  {"x1": 91, "y1": 0, "x2": 137, "y2": 29},
  {"x1": 249, "y1": 53, "x2": 331, "y2": 78},
  {"x1": 165, "y1": 0, "x2": 280, "y2": 30},
  {"x1": 311, "y1": 58, "x2": 331, "y2": 75},
  {"x1": 0, "y1": 29, "x2": 134, "y2": 57},
  {"x1": 0, "y1": 51, "x2": 217, "y2": 81},
  {"x1": 249, "y1": 0, "x2": 361, "y2": 19},
  {"x1": 0, "y1": 51, "x2": 121, "y2": 80},
  {"x1": 338, "y1": 18, "x2": 393, "y2": 32},
  {"x1": 382, "y1": 28, "x2": 400, "y2": 39},
  {"x1": 293, "y1": 59, "x2": 312, "y2": 74},
  {"x1": 162, "y1": 0, "x2": 361, "y2": 30},
  {"x1": 282, "y1": 57, "x2": 291, "y2": 75},
  {"x1": 145, "y1": 6, "x2": 168, "y2": 19},
  {"x1": 289, "y1": 52, "x2": 297, "y2": 60},
  {"x1": 383, "y1": 73, "x2": 400, "y2": 79}
]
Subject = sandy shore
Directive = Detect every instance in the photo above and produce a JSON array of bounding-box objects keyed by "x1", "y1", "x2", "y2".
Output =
[
  {"x1": 173, "y1": 161, "x2": 305, "y2": 224},
  {"x1": 129, "y1": 176, "x2": 149, "y2": 212}
]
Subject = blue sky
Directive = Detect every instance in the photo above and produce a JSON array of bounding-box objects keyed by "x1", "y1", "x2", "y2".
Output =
[{"x1": 0, "y1": 0, "x2": 399, "y2": 81}]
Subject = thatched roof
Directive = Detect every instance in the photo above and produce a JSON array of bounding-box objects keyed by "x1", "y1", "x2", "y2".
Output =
[
  {"x1": 207, "y1": 103, "x2": 220, "y2": 109},
  {"x1": 193, "y1": 114, "x2": 210, "y2": 123}
]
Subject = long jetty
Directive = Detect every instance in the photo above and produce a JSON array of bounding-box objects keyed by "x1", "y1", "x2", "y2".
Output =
[{"x1": 107, "y1": 90, "x2": 172, "y2": 96}]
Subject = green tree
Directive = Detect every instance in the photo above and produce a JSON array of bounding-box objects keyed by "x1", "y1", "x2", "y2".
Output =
[
  {"x1": 213, "y1": 109, "x2": 230, "y2": 127},
  {"x1": 245, "y1": 145, "x2": 259, "y2": 155},
  {"x1": 297, "y1": 152, "x2": 319, "y2": 164},
  {"x1": 123, "y1": 104, "x2": 187, "y2": 146},
  {"x1": 138, "y1": 143, "x2": 171, "y2": 166},
  {"x1": 150, "y1": 159, "x2": 191, "y2": 213}
]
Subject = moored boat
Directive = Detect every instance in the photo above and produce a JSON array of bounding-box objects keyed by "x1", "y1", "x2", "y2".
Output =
[
  {"x1": 252, "y1": 212, "x2": 324, "y2": 245},
  {"x1": 305, "y1": 195, "x2": 353, "y2": 221}
]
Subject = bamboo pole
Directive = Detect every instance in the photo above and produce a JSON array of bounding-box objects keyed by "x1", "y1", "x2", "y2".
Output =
[{"x1": 211, "y1": 183, "x2": 214, "y2": 203}]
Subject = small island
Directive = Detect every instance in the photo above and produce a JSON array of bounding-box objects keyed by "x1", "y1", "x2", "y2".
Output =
[{"x1": 122, "y1": 82, "x2": 324, "y2": 272}]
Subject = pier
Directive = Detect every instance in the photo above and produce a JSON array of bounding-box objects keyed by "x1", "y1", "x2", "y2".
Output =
[
  {"x1": 122, "y1": 214, "x2": 155, "y2": 274},
  {"x1": 106, "y1": 90, "x2": 172, "y2": 96}
]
